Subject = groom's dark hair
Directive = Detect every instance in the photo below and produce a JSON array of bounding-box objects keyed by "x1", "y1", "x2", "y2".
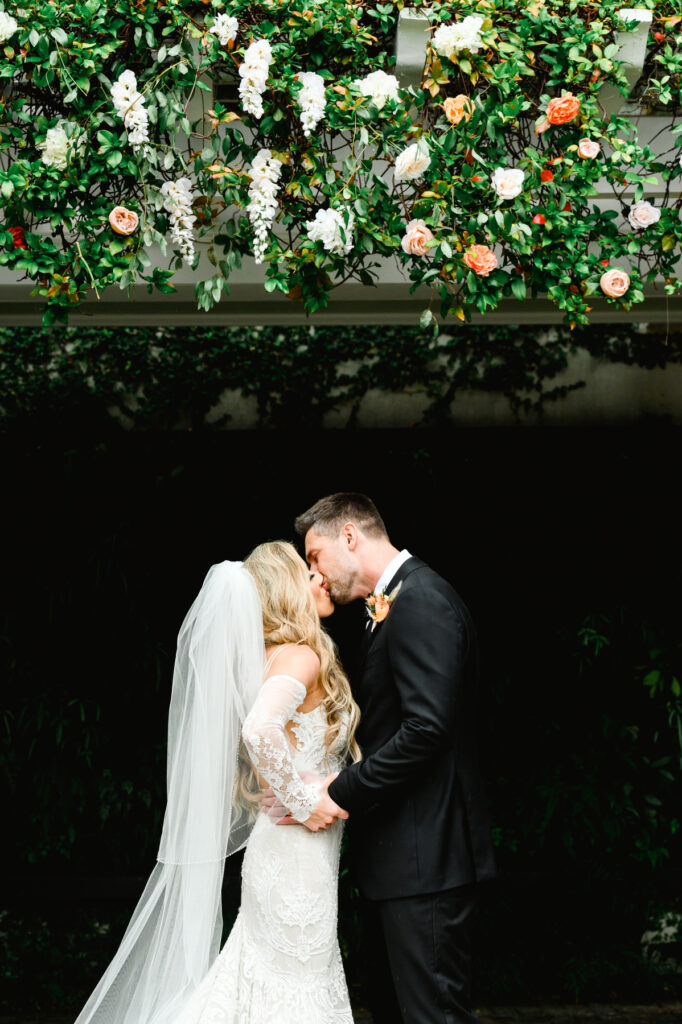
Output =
[{"x1": 295, "y1": 492, "x2": 388, "y2": 540}]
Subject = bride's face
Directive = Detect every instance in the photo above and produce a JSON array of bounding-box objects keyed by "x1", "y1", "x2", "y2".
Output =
[{"x1": 309, "y1": 571, "x2": 334, "y2": 619}]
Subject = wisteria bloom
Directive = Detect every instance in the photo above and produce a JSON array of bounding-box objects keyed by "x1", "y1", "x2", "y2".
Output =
[
  {"x1": 209, "y1": 14, "x2": 238, "y2": 46},
  {"x1": 296, "y1": 72, "x2": 326, "y2": 137},
  {"x1": 161, "y1": 177, "x2": 196, "y2": 265},
  {"x1": 239, "y1": 39, "x2": 272, "y2": 119},
  {"x1": 112, "y1": 70, "x2": 149, "y2": 151},
  {"x1": 247, "y1": 149, "x2": 282, "y2": 264}
]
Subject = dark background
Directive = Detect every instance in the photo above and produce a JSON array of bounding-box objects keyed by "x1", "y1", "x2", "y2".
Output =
[{"x1": 2, "y1": 423, "x2": 681, "y2": 1010}]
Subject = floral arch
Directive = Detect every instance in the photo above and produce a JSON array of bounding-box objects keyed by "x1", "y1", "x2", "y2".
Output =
[{"x1": 0, "y1": 0, "x2": 680, "y2": 329}]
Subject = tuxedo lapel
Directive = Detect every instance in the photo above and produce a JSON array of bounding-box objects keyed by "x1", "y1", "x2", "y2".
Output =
[{"x1": 364, "y1": 556, "x2": 426, "y2": 651}]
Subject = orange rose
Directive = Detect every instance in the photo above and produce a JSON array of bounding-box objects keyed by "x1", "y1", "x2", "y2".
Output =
[
  {"x1": 443, "y1": 94, "x2": 474, "y2": 125},
  {"x1": 546, "y1": 92, "x2": 580, "y2": 125},
  {"x1": 108, "y1": 206, "x2": 139, "y2": 235},
  {"x1": 372, "y1": 595, "x2": 391, "y2": 623},
  {"x1": 463, "y1": 244, "x2": 498, "y2": 277}
]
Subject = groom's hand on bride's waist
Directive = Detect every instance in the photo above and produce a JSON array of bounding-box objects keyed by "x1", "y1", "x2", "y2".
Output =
[
  {"x1": 261, "y1": 772, "x2": 349, "y2": 831},
  {"x1": 300, "y1": 772, "x2": 349, "y2": 832}
]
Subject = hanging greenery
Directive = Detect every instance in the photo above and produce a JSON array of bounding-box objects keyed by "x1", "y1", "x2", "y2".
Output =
[{"x1": 0, "y1": 0, "x2": 680, "y2": 328}]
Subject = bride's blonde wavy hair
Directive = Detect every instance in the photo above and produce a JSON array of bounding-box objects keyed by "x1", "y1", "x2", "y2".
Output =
[{"x1": 244, "y1": 540, "x2": 361, "y2": 766}]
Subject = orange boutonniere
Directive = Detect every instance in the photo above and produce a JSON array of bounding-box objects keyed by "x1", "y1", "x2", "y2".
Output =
[{"x1": 365, "y1": 580, "x2": 402, "y2": 631}]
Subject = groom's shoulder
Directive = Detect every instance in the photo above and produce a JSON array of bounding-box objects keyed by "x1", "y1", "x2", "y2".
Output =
[{"x1": 400, "y1": 558, "x2": 467, "y2": 613}]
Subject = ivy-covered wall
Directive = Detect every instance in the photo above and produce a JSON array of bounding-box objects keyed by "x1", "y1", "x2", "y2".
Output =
[{"x1": 2, "y1": 320, "x2": 681, "y2": 433}]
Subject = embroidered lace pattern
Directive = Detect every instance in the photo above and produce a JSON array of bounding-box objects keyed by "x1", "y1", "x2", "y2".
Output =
[{"x1": 172, "y1": 676, "x2": 353, "y2": 1024}]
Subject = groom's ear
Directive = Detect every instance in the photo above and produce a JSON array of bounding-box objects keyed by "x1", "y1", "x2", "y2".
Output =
[{"x1": 341, "y1": 523, "x2": 358, "y2": 550}]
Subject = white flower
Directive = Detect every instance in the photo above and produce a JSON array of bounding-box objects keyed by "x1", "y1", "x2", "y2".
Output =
[
  {"x1": 209, "y1": 13, "x2": 238, "y2": 46},
  {"x1": 247, "y1": 148, "x2": 282, "y2": 264},
  {"x1": 628, "y1": 200, "x2": 661, "y2": 230},
  {"x1": 239, "y1": 39, "x2": 272, "y2": 119},
  {"x1": 37, "y1": 122, "x2": 69, "y2": 170},
  {"x1": 353, "y1": 69, "x2": 400, "y2": 111},
  {"x1": 0, "y1": 9, "x2": 18, "y2": 42},
  {"x1": 306, "y1": 207, "x2": 355, "y2": 256},
  {"x1": 296, "y1": 71, "x2": 326, "y2": 138},
  {"x1": 394, "y1": 143, "x2": 430, "y2": 183},
  {"x1": 577, "y1": 138, "x2": 601, "y2": 160},
  {"x1": 491, "y1": 166, "x2": 525, "y2": 200},
  {"x1": 161, "y1": 177, "x2": 197, "y2": 265},
  {"x1": 112, "y1": 69, "x2": 149, "y2": 151},
  {"x1": 433, "y1": 16, "x2": 485, "y2": 60}
]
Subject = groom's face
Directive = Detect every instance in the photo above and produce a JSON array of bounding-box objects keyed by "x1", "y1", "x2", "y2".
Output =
[{"x1": 304, "y1": 527, "x2": 358, "y2": 605}]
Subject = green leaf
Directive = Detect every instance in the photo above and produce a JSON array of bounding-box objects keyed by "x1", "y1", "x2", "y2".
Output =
[
  {"x1": 106, "y1": 150, "x2": 123, "y2": 168},
  {"x1": 511, "y1": 276, "x2": 527, "y2": 301},
  {"x1": 50, "y1": 27, "x2": 68, "y2": 45}
]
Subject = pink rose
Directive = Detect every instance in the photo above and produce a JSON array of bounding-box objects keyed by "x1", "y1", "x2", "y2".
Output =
[
  {"x1": 578, "y1": 138, "x2": 601, "y2": 159},
  {"x1": 628, "y1": 200, "x2": 661, "y2": 231},
  {"x1": 109, "y1": 206, "x2": 139, "y2": 235},
  {"x1": 401, "y1": 219, "x2": 435, "y2": 257},
  {"x1": 535, "y1": 117, "x2": 551, "y2": 135},
  {"x1": 600, "y1": 268, "x2": 630, "y2": 298}
]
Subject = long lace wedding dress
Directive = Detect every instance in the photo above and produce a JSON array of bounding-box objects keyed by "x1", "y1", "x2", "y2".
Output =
[{"x1": 172, "y1": 648, "x2": 354, "y2": 1024}]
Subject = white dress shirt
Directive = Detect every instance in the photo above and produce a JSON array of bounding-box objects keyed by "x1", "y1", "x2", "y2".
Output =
[{"x1": 373, "y1": 549, "x2": 412, "y2": 598}]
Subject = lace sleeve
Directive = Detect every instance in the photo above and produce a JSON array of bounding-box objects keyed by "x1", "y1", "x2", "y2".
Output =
[{"x1": 242, "y1": 673, "x2": 321, "y2": 823}]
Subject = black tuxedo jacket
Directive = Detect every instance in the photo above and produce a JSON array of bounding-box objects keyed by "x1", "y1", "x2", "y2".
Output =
[{"x1": 328, "y1": 556, "x2": 497, "y2": 901}]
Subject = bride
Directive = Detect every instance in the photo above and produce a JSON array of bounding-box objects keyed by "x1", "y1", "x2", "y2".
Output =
[{"x1": 74, "y1": 541, "x2": 360, "y2": 1024}]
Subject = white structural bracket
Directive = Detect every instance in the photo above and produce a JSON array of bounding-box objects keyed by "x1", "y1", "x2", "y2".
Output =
[
  {"x1": 394, "y1": 8, "x2": 431, "y2": 92},
  {"x1": 597, "y1": 8, "x2": 653, "y2": 118}
]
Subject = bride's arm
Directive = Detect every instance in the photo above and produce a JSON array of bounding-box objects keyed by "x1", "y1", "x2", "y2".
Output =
[{"x1": 242, "y1": 646, "x2": 334, "y2": 827}]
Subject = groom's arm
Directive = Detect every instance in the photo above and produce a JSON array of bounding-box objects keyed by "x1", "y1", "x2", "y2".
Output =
[{"x1": 328, "y1": 585, "x2": 466, "y2": 815}]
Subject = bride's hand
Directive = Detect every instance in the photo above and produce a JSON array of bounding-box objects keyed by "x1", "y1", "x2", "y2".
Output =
[{"x1": 297, "y1": 772, "x2": 349, "y2": 832}]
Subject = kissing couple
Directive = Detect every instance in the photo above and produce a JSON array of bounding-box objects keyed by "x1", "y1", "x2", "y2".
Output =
[{"x1": 75, "y1": 493, "x2": 496, "y2": 1024}]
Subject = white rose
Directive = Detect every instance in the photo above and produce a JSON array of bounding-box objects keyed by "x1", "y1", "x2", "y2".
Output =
[
  {"x1": 394, "y1": 143, "x2": 430, "y2": 183},
  {"x1": 209, "y1": 14, "x2": 238, "y2": 46},
  {"x1": 38, "y1": 122, "x2": 70, "y2": 170},
  {"x1": 306, "y1": 207, "x2": 355, "y2": 256},
  {"x1": 354, "y1": 69, "x2": 400, "y2": 111},
  {"x1": 577, "y1": 138, "x2": 601, "y2": 159},
  {"x1": 0, "y1": 9, "x2": 18, "y2": 41},
  {"x1": 491, "y1": 166, "x2": 525, "y2": 200},
  {"x1": 433, "y1": 15, "x2": 485, "y2": 60},
  {"x1": 628, "y1": 200, "x2": 661, "y2": 230}
]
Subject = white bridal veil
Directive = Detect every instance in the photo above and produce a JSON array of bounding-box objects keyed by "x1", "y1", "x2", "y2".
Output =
[{"x1": 74, "y1": 561, "x2": 265, "y2": 1024}]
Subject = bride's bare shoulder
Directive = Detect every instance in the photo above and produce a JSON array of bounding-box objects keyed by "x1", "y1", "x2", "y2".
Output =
[{"x1": 267, "y1": 644, "x2": 320, "y2": 689}]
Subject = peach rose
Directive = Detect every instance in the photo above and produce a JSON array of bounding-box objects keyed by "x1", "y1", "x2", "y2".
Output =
[
  {"x1": 463, "y1": 244, "x2": 498, "y2": 277},
  {"x1": 578, "y1": 138, "x2": 601, "y2": 159},
  {"x1": 109, "y1": 206, "x2": 139, "y2": 235},
  {"x1": 600, "y1": 267, "x2": 630, "y2": 298},
  {"x1": 443, "y1": 94, "x2": 474, "y2": 125},
  {"x1": 372, "y1": 594, "x2": 391, "y2": 623},
  {"x1": 546, "y1": 92, "x2": 580, "y2": 125},
  {"x1": 401, "y1": 219, "x2": 435, "y2": 257},
  {"x1": 535, "y1": 117, "x2": 551, "y2": 134}
]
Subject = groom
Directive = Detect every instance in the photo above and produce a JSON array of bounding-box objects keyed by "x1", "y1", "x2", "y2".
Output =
[{"x1": 293, "y1": 492, "x2": 496, "y2": 1024}]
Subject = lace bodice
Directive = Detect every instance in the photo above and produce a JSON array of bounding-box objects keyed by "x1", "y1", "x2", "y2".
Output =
[{"x1": 242, "y1": 671, "x2": 349, "y2": 822}]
